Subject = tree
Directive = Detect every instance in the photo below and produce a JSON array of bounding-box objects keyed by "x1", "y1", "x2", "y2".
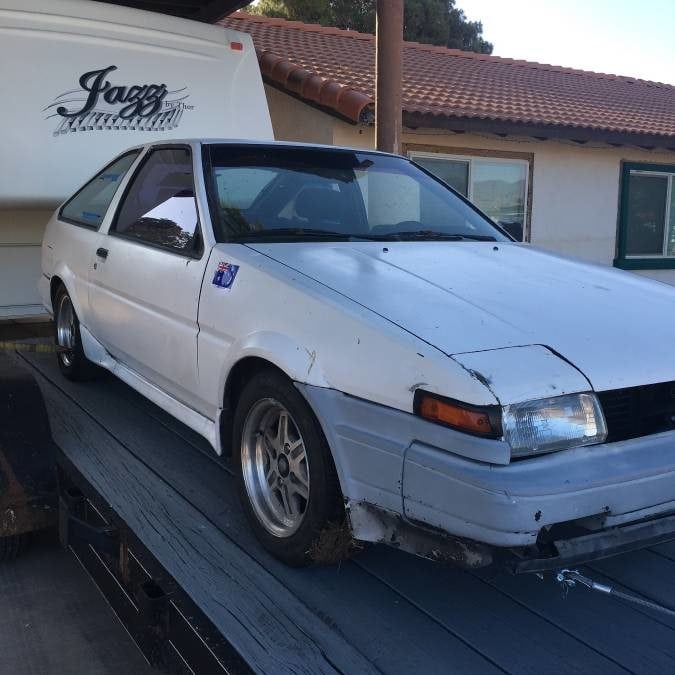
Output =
[
  {"x1": 446, "y1": 4, "x2": 492, "y2": 53},
  {"x1": 250, "y1": 0, "x2": 493, "y2": 54}
]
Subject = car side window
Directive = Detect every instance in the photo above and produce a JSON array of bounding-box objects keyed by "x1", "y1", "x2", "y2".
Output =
[
  {"x1": 60, "y1": 151, "x2": 140, "y2": 228},
  {"x1": 112, "y1": 147, "x2": 200, "y2": 254}
]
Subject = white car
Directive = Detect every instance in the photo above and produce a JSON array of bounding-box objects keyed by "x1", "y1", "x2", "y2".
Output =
[{"x1": 41, "y1": 139, "x2": 675, "y2": 570}]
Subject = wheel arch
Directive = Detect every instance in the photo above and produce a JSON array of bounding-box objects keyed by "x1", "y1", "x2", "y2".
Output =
[
  {"x1": 49, "y1": 275, "x2": 64, "y2": 309},
  {"x1": 219, "y1": 351, "x2": 337, "y2": 455},
  {"x1": 217, "y1": 330, "x2": 330, "y2": 452},
  {"x1": 219, "y1": 356, "x2": 294, "y2": 457},
  {"x1": 219, "y1": 354, "x2": 349, "y2": 513},
  {"x1": 48, "y1": 266, "x2": 86, "y2": 324}
]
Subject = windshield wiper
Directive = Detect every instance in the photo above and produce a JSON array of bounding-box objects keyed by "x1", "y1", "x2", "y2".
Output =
[
  {"x1": 229, "y1": 228, "x2": 395, "y2": 242},
  {"x1": 391, "y1": 230, "x2": 497, "y2": 241},
  {"x1": 230, "y1": 228, "x2": 354, "y2": 241},
  {"x1": 228, "y1": 228, "x2": 497, "y2": 242}
]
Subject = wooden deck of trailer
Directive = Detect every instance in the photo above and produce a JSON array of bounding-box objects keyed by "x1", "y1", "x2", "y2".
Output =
[{"x1": 16, "y1": 350, "x2": 675, "y2": 675}]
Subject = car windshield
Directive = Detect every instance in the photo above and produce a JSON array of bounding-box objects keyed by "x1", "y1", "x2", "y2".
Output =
[{"x1": 205, "y1": 145, "x2": 509, "y2": 243}]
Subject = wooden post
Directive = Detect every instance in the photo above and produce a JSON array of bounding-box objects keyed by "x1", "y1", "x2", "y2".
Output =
[{"x1": 375, "y1": 0, "x2": 403, "y2": 154}]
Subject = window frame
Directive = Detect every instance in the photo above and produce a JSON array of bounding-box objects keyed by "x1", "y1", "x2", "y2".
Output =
[
  {"x1": 405, "y1": 145, "x2": 533, "y2": 241},
  {"x1": 109, "y1": 144, "x2": 204, "y2": 260},
  {"x1": 615, "y1": 161, "x2": 675, "y2": 270},
  {"x1": 58, "y1": 149, "x2": 142, "y2": 230}
]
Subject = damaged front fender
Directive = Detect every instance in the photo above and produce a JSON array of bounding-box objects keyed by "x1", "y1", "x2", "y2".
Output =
[{"x1": 347, "y1": 500, "x2": 493, "y2": 569}]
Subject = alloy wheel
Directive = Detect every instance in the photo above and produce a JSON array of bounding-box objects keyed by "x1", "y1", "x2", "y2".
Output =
[{"x1": 240, "y1": 398, "x2": 310, "y2": 537}]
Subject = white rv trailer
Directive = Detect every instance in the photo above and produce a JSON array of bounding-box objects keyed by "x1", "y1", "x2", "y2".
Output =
[{"x1": 0, "y1": 0, "x2": 272, "y2": 318}]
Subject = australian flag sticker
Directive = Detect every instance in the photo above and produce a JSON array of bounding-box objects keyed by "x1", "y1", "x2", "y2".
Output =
[{"x1": 213, "y1": 261, "x2": 239, "y2": 290}]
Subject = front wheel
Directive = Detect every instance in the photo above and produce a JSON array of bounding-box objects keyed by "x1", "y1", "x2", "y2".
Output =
[{"x1": 233, "y1": 370, "x2": 348, "y2": 566}]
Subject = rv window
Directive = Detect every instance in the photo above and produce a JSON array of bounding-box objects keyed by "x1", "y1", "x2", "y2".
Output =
[
  {"x1": 60, "y1": 151, "x2": 140, "y2": 228},
  {"x1": 112, "y1": 147, "x2": 200, "y2": 254}
]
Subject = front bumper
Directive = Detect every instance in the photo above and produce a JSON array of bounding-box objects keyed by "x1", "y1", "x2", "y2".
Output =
[
  {"x1": 404, "y1": 430, "x2": 675, "y2": 547},
  {"x1": 298, "y1": 384, "x2": 675, "y2": 560}
]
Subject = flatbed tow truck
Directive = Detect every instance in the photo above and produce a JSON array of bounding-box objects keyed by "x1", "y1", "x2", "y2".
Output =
[{"x1": 2, "y1": 343, "x2": 675, "y2": 675}]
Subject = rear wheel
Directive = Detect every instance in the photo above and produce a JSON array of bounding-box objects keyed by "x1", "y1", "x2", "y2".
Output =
[
  {"x1": 54, "y1": 286, "x2": 97, "y2": 381},
  {"x1": 233, "y1": 370, "x2": 349, "y2": 566}
]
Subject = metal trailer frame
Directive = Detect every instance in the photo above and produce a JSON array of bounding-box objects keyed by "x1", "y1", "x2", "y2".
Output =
[{"x1": 57, "y1": 452, "x2": 253, "y2": 674}]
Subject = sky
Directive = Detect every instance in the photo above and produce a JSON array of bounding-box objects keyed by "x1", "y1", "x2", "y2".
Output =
[{"x1": 459, "y1": 0, "x2": 675, "y2": 85}]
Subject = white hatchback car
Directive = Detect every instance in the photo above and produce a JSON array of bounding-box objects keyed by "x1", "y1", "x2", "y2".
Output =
[{"x1": 41, "y1": 140, "x2": 675, "y2": 570}]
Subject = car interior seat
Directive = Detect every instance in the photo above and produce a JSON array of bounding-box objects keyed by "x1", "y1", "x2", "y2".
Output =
[{"x1": 293, "y1": 185, "x2": 353, "y2": 233}]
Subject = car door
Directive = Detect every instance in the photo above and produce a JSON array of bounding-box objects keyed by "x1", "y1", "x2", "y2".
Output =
[
  {"x1": 88, "y1": 145, "x2": 210, "y2": 412},
  {"x1": 51, "y1": 150, "x2": 141, "y2": 325}
]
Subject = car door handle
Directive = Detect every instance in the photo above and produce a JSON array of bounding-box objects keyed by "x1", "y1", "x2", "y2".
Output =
[{"x1": 96, "y1": 247, "x2": 109, "y2": 259}]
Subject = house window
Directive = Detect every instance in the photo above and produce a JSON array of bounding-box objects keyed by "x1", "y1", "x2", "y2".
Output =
[
  {"x1": 409, "y1": 151, "x2": 529, "y2": 241},
  {"x1": 615, "y1": 162, "x2": 675, "y2": 270}
]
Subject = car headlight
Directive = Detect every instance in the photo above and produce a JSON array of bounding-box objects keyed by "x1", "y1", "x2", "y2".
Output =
[
  {"x1": 415, "y1": 390, "x2": 607, "y2": 459},
  {"x1": 503, "y1": 393, "x2": 607, "y2": 458}
]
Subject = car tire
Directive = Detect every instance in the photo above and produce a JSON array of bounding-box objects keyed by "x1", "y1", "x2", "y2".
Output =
[
  {"x1": 233, "y1": 369, "x2": 348, "y2": 567},
  {"x1": 54, "y1": 285, "x2": 98, "y2": 381},
  {"x1": 0, "y1": 534, "x2": 29, "y2": 562}
]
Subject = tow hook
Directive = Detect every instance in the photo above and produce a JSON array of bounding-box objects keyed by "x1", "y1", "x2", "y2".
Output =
[{"x1": 553, "y1": 568, "x2": 675, "y2": 619}]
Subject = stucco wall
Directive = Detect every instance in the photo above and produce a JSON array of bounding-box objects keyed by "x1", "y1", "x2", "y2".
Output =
[
  {"x1": 330, "y1": 121, "x2": 675, "y2": 285},
  {"x1": 264, "y1": 85, "x2": 337, "y2": 145}
]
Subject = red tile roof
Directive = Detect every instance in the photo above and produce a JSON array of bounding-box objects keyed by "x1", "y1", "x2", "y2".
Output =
[{"x1": 220, "y1": 13, "x2": 675, "y2": 148}]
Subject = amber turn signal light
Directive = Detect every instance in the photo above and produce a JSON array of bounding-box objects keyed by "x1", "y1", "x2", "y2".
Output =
[{"x1": 415, "y1": 391, "x2": 499, "y2": 437}]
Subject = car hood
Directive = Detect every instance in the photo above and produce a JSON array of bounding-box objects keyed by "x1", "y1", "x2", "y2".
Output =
[{"x1": 248, "y1": 241, "x2": 675, "y2": 392}]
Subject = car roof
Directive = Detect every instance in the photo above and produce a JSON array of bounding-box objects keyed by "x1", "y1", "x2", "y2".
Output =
[{"x1": 125, "y1": 138, "x2": 403, "y2": 159}]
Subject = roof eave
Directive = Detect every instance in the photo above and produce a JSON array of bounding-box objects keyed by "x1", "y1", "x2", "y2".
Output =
[
  {"x1": 403, "y1": 112, "x2": 675, "y2": 151},
  {"x1": 263, "y1": 79, "x2": 372, "y2": 125},
  {"x1": 258, "y1": 49, "x2": 373, "y2": 124}
]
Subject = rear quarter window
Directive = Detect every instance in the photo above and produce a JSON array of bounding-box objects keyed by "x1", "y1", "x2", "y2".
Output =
[{"x1": 60, "y1": 151, "x2": 140, "y2": 228}]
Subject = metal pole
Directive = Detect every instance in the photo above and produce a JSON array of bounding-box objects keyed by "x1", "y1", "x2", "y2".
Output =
[{"x1": 375, "y1": 0, "x2": 403, "y2": 154}]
